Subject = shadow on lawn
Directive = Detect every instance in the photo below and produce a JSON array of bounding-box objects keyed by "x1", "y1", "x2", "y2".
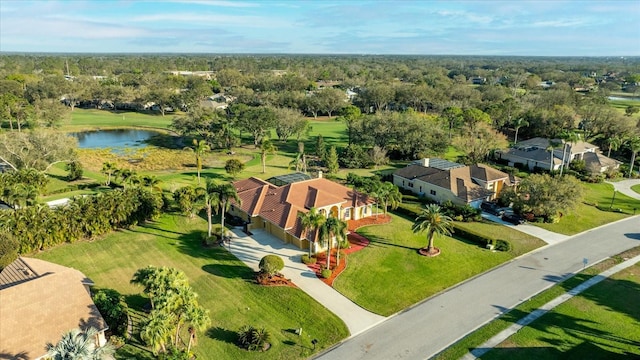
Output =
[
  {"x1": 480, "y1": 342, "x2": 634, "y2": 360},
  {"x1": 365, "y1": 234, "x2": 417, "y2": 251},
  {"x1": 207, "y1": 326, "x2": 238, "y2": 344},
  {"x1": 202, "y1": 263, "x2": 254, "y2": 281}
]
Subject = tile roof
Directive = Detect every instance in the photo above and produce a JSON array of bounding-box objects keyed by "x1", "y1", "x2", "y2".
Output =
[
  {"x1": 583, "y1": 152, "x2": 622, "y2": 170},
  {"x1": 232, "y1": 176, "x2": 373, "y2": 236},
  {"x1": 0, "y1": 257, "x2": 107, "y2": 360},
  {"x1": 470, "y1": 164, "x2": 509, "y2": 182}
]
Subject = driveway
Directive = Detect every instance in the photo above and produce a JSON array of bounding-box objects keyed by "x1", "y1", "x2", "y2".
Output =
[
  {"x1": 314, "y1": 216, "x2": 640, "y2": 360},
  {"x1": 481, "y1": 213, "x2": 569, "y2": 245},
  {"x1": 228, "y1": 228, "x2": 385, "y2": 336},
  {"x1": 607, "y1": 179, "x2": 640, "y2": 200}
]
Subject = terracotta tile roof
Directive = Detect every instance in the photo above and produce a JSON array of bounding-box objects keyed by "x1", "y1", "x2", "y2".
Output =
[
  {"x1": 0, "y1": 257, "x2": 107, "y2": 360},
  {"x1": 232, "y1": 176, "x2": 372, "y2": 233}
]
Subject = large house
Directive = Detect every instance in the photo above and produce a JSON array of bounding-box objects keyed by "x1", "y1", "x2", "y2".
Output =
[
  {"x1": 229, "y1": 173, "x2": 375, "y2": 251},
  {"x1": 0, "y1": 257, "x2": 108, "y2": 360},
  {"x1": 393, "y1": 158, "x2": 517, "y2": 207},
  {"x1": 495, "y1": 137, "x2": 621, "y2": 173}
]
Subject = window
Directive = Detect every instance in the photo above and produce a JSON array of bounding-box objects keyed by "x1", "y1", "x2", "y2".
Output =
[
  {"x1": 408, "y1": 182, "x2": 413, "y2": 188},
  {"x1": 430, "y1": 190, "x2": 436, "y2": 196},
  {"x1": 419, "y1": 186, "x2": 422, "y2": 192},
  {"x1": 344, "y1": 208, "x2": 351, "y2": 218}
]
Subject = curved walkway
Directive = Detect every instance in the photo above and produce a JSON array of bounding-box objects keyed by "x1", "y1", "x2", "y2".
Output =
[
  {"x1": 607, "y1": 179, "x2": 640, "y2": 200},
  {"x1": 481, "y1": 213, "x2": 569, "y2": 245},
  {"x1": 228, "y1": 228, "x2": 386, "y2": 336}
]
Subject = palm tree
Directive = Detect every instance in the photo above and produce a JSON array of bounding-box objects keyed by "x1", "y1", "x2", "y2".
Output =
[
  {"x1": 628, "y1": 135, "x2": 640, "y2": 178},
  {"x1": 377, "y1": 182, "x2": 402, "y2": 215},
  {"x1": 512, "y1": 117, "x2": 529, "y2": 144},
  {"x1": 141, "y1": 311, "x2": 174, "y2": 355},
  {"x1": 190, "y1": 139, "x2": 210, "y2": 184},
  {"x1": 213, "y1": 182, "x2": 241, "y2": 240},
  {"x1": 198, "y1": 180, "x2": 221, "y2": 238},
  {"x1": 289, "y1": 142, "x2": 307, "y2": 173},
  {"x1": 412, "y1": 204, "x2": 453, "y2": 256},
  {"x1": 142, "y1": 175, "x2": 162, "y2": 191},
  {"x1": 319, "y1": 216, "x2": 347, "y2": 270},
  {"x1": 46, "y1": 327, "x2": 115, "y2": 360},
  {"x1": 259, "y1": 139, "x2": 277, "y2": 174},
  {"x1": 185, "y1": 306, "x2": 210, "y2": 354},
  {"x1": 559, "y1": 131, "x2": 581, "y2": 176},
  {"x1": 101, "y1": 162, "x2": 117, "y2": 186},
  {"x1": 605, "y1": 135, "x2": 624, "y2": 158},
  {"x1": 298, "y1": 207, "x2": 326, "y2": 257}
]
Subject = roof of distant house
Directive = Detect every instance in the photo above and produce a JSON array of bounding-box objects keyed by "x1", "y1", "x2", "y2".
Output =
[
  {"x1": 0, "y1": 257, "x2": 107, "y2": 359},
  {"x1": 232, "y1": 176, "x2": 373, "y2": 240},
  {"x1": 394, "y1": 163, "x2": 511, "y2": 202}
]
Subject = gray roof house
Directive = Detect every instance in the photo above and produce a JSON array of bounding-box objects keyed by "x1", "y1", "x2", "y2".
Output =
[
  {"x1": 495, "y1": 137, "x2": 620, "y2": 173},
  {"x1": 393, "y1": 158, "x2": 517, "y2": 208}
]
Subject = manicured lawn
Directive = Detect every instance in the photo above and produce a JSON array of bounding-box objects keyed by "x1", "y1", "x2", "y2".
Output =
[
  {"x1": 534, "y1": 182, "x2": 640, "y2": 235},
  {"x1": 433, "y1": 246, "x2": 640, "y2": 360},
  {"x1": 65, "y1": 108, "x2": 174, "y2": 131},
  {"x1": 632, "y1": 184, "x2": 640, "y2": 195},
  {"x1": 34, "y1": 214, "x2": 348, "y2": 359},
  {"x1": 483, "y1": 263, "x2": 640, "y2": 360},
  {"x1": 332, "y1": 213, "x2": 545, "y2": 316}
]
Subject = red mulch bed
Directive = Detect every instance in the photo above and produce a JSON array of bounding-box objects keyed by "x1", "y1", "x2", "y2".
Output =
[
  {"x1": 256, "y1": 273, "x2": 297, "y2": 288},
  {"x1": 306, "y1": 215, "x2": 391, "y2": 286}
]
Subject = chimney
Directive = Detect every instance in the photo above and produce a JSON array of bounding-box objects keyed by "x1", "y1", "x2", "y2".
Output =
[{"x1": 317, "y1": 170, "x2": 323, "y2": 179}]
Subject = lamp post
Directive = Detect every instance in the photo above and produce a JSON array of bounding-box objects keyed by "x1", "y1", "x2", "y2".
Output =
[{"x1": 609, "y1": 189, "x2": 617, "y2": 209}]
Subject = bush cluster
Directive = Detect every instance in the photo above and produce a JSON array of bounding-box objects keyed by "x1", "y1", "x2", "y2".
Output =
[
  {"x1": 0, "y1": 187, "x2": 163, "y2": 255},
  {"x1": 440, "y1": 201, "x2": 481, "y2": 222},
  {"x1": 258, "y1": 255, "x2": 284, "y2": 276},
  {"x1": 321, "y1": 269, "x2": 332, "y2": 279},
  {"x1": 301, "y1": 254, "x2": 317, "y2": 264}
]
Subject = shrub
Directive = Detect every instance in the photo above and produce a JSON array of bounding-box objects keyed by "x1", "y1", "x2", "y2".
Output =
[
  {"x1": 495, "y1": 239, "x2": 511, "y2": 252},
  {"x1": 440, "y1": 201, "x2": 481, "y2": 222},
  {"x1": 301, "y1": 254, "x2": 317, "y2": 264},
  {"x1": 321, "y1": 269, "x2": 332, "y2": 279},
  {"x1": 259, "y1": 255, "x2": 284, "y2": 276},
  {"x1": 237, "y1": 325, "x2": 271, "y2": 352},
  {"x1": 451, "y1": 224, "x2": 494, "y2": 247},
  {"x1": 109, "y1": 335, "x2": 126, "y2": 348},
  {"x1": 93, "y1": 289, "x2": 129, "y2": 336}
]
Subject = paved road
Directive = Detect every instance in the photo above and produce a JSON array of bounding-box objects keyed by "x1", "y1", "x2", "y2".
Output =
[{"x1": 315, "y1": 216, "x2": 640, "y2": 360}]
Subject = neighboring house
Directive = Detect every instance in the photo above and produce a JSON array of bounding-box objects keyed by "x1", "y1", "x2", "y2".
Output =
[
  {"x1": 495, "y1": 137, "x2": 621, "y2": 173},
  {"x1": 229, "y1": 174, "x2": 375, "y2": 251},
  {"x1": 0, "y1": 257, "x2": 108, "y2": 360},
  {"x1": 470, "y1": 77, "x2": 486, "y2": 85},
  {"x1": 393, "y1": 158, "x2": 517, "y2": 207}
]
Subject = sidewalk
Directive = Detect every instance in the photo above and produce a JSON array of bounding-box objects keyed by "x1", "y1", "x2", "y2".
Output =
[
  {"x1": 481, "y1": 213, "x2": 569, "y2": 245},
  {"x1": 462, "y1": 253, "x2": 640, "y2": 359},
  {"x1": 228, "y1": 228, "x2": 386, "y2": 336}
]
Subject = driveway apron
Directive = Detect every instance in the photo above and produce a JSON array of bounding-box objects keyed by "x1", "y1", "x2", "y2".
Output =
[{"x1": 228, "y1": 228, "x2": 385, "y2": 336}]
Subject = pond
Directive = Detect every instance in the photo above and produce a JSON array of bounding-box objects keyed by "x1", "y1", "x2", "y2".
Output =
[
  {"x1": 71, "y1": 129, "x2": 162, "y2": 149},
  {"x1": 608, "y1": 96, "x2": 640, "y2": 102}
]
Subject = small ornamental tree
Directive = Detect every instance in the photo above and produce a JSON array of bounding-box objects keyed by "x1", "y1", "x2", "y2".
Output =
[
  {"x1": 225, "y1": 158, "x2": 245, "y2": 179},
  {"x1": 258, "y1": 255, "x2": 284, "y2": 276},
  {"x1": 66, "y1": 160, "x2": 83, "y2": 181}
]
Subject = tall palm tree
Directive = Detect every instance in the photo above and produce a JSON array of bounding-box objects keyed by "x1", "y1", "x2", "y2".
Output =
[
  {"x1": 512, "y1": 117, "x2": 529, "y2": 144},
  {"x1": 628, "y1": 135, "x2": 640, "y2": 178},
  {"x1": 197, "y1": 180, "x2": 221, "y2": 238},
  {"x1": 559, "y1": 131, "x2": 581, "y2": 176},
  {"x1": 46, "y1": 327, "x2": 114, "y2": 360},
  {"x1": 259, "y1": 139, "x2": 277, "y2": 174},
  {"x1": 101, "y1": 161, "x2": 117, "y2": 186},
  {"x1": 185, "y1": 305, "x2": 210, "y2": 354},
  {"x1": 377, "y1": 182, "x2": 402, "y2": 215},
  {"x1": 141, "y1": 311, "x2": 174, "y2": 355},
  {"x1": 412, "y1": 204, "x2": 453, "y2": 256},
  {"x1": 319, "y1": 216, "x2": 347, "y2": 270},
  {"x1": 605, "y1": 135, "x2": 624, "y2": 158},
  {"x1": 213, "y1": 182, "x2": 241, "y2": 240},
  {"x1": 298, "y1": 207, "x2": 326, "y2": 257},
  {"x1": 190, "y1": 139, "x2": 210, "y2": 184}
]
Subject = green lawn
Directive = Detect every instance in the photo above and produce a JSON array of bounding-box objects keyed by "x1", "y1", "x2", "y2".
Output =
[
  {"x1": 34, "y1": 214, "x2": 348, "y2": 359},
  {"x1": 434, "y1": 246, "x2": 640, "y2": 360},
  {"x1": 632, "y1": 184, "x2": 640, "y2": 195},
  {"x1": 65, "y1": 108, "x2": 174, "y2": 131},
  {"x1": 483, "y1": 263, "x2": 640, "y2": 360},
  {"x1": 534, "y1": 182, "x2": 640, "y2": 235},
  {"x1": 332, "y1": 213, "x2": 545, "y2": 316}
]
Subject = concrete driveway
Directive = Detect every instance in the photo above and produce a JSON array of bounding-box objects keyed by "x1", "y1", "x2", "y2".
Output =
[
  {"x1": 228, "y1": 228, "x2": 385, "y2": 336},
  {"x1": 607, "y1": 179, "x2": 640, "y2": 200},
  {"x1": 481, "y1": 212, "x2": 569, "y2": 245}
]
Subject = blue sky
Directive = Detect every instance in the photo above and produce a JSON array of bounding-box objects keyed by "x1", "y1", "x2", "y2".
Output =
[{"x1": 1, "y1": 0, "x2": 639, "y2": 55}]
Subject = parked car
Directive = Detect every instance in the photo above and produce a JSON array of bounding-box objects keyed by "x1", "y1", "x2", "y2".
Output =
[
  {"x1": 502, "y1": 211, "x2": 525, "y2": 225},
  {"x1": 480, "y1": 201, "x2": 505, "y2": 216}
]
